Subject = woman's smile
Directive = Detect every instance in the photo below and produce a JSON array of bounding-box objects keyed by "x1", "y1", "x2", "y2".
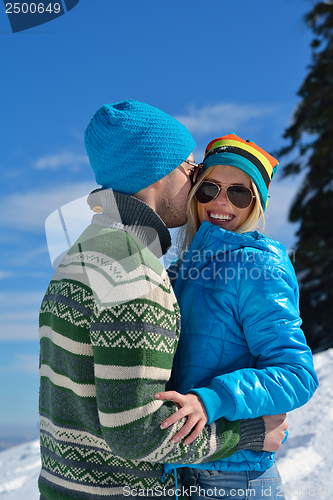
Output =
[
  {"x1": 208, "y1": 211, "x2": 235, "y2": 223},
  {"x1": 197, "y1": 165, "x2": 254, "y2": 232}
]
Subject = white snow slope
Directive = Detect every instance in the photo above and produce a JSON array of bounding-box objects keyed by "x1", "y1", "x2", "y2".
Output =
[{"x1": 0, "y1": 349, "x2": 332, "y2": 500}]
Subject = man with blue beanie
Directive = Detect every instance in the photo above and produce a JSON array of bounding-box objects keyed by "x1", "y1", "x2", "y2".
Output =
[{"x1": 38, "y1": 100, "x2": 287, "y2": 500}]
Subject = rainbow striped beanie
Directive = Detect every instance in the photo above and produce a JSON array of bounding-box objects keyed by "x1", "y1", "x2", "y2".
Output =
[
  {"x1": 202, "y1": 134, "x2": 279, "y2": 210},
  {"x1": 84, "y1": 100, "x2": 196, "y2": 195}
]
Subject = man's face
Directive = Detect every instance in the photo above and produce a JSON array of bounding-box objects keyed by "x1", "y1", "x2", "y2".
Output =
[{"x1": 156, "y1": 153, "x2": 194, "y2": 228}]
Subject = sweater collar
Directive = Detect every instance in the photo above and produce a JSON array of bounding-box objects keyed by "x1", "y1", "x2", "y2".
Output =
[{"x1": 87, "y1": 189, "x2": 171, "y2": 257}]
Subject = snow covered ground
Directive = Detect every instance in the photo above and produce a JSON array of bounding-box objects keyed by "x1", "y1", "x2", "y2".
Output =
[
  {"x1": 0, "y1": 349, "x2": 332, "y2": 500},
  {"x1": 275, "y1": 348, "x2": 333, "y2": 499},
  {"x1": 0, "y1": 440, "x2": 40, "y2": 499}
]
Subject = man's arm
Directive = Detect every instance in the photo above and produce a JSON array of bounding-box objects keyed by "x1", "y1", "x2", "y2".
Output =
[
  {"x1": 91, "y1": 294, "x2": 266, "y2": 463},
  {"x1": 88, "y1": 231, "x2": 273, "y2": 463}
]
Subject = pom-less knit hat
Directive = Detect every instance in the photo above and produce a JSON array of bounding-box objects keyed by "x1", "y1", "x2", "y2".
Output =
[
  {"x1": 84, "y1": 100, "x2": 196, "y2": 195},
  {"x1": 201, "y1": 134, "x2": 279, "y2": 210}
]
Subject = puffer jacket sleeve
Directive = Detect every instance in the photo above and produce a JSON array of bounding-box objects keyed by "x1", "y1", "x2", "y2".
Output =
[
  {"x1": 190, "y1": 247, "x2": 319, "y2": 424},
  {"x1": 89, "y1": 231, "x2": 266, "y2": 462}
]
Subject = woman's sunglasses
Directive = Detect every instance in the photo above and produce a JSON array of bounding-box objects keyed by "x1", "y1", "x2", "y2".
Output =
[{"x1": 195, "y1": 181, "x2": 255, "y2": 209}]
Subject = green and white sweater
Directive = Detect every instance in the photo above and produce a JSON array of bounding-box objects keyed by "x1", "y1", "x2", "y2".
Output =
[{"x1": 39, "y1": 191, "x2": 265, "y2": 500}]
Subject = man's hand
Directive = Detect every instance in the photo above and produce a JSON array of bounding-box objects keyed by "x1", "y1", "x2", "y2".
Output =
[
  {"x1": 154, "y1": 390, "x2": 208, "y2": 445},
  {"x1": 262, "y1": 414, "x2": 288, "y2": 452}
]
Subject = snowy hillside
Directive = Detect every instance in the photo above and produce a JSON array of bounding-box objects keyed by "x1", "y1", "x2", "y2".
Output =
[
  {"x1": 0, "y1": 440, "x2": 40, "y2": 499},
  {"x1": 0, "y1": 349, "x2": 332, "y2": 500},
  {"x1": 275, "y1": 348, "x2": 333, "y2": 498}
]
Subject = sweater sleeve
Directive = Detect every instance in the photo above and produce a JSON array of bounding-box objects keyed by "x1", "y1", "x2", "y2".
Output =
[
  {"x1": 190, "y1": 250, "x2": 319, "y2": 424},
  {"x1": 89, "y1": 234, "x2": 265, "y2": 463},
  {"x1": 90, "y1": 296, "x2": 267, "y2": 463}
]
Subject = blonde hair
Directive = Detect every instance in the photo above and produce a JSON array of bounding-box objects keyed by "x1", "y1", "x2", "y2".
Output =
[{"x1": 177, "y1": 165, "x2": 265, "y2": 252}]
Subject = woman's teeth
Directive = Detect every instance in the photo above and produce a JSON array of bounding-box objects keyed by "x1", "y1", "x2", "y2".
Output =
[{"x1": 210, "y1": 213, "x2": 233, "y2": 221}]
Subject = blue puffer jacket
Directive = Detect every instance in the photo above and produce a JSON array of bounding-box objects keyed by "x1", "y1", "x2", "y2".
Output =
[{"x1": 166, "y1": 221, "x2": 318, "y2": 473}]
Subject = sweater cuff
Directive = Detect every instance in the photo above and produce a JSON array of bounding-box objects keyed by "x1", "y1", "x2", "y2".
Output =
[
  {"x1": 236, "y1": 417, "x2": 266, "y2": 452},
  {"x1": 189, "y1": 385, "x2": 236, "y2": 424}
]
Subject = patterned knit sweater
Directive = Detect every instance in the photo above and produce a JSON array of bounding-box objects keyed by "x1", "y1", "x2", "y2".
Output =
[{"x1": 38, "y1": 191, "x2": 265, "y2": 500}]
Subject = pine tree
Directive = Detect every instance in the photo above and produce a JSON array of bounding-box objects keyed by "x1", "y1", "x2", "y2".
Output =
[{"x1": 279, "y1": 1, "x2": 333, "y2": 351}]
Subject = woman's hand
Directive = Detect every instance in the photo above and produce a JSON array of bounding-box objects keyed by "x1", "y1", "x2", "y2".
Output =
[
  {"x1": 262, "y1": 414, "x2": 288, "y2": 452},
  {"x1": 154, "y1": 390, "x2": 208, "y2": 445}
]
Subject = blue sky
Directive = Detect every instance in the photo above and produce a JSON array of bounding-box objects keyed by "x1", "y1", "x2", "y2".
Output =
[{"x1": 0, "y1": 0, "x2": 315, "y2": 434}]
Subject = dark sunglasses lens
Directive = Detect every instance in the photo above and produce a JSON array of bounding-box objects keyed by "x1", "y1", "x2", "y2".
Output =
[
  {"x1": 227, "y1": 186, "x2": 253, "y2": 208},
  {"x1": 195, "y1": 182, "x2": 219, "y2": 203}
]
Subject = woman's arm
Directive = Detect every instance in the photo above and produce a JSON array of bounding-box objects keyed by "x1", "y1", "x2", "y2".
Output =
[
  {"x1": 154, "y1": 389, "x2": 288, "y2": 451},
  {"x1": 187, "y1": 257, "x2": 319, "y2": 424}
]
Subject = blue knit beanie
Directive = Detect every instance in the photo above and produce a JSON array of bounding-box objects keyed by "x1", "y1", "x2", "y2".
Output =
[{"x1": 84, "y1": 100, "x2": 196, "y2": 194}]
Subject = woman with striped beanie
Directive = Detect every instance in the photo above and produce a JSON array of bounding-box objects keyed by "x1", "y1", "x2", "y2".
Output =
[
  {"x1": 155, "y1": 134, "x2": 318, "y2": 499},
  {"x1": 182, "y1": 133, "x2": 279, "y2": 245}
]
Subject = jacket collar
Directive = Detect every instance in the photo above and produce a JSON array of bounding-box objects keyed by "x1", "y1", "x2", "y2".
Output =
[{"x1": 190, "y1": 220, "x2": 276, "y2": 256}]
